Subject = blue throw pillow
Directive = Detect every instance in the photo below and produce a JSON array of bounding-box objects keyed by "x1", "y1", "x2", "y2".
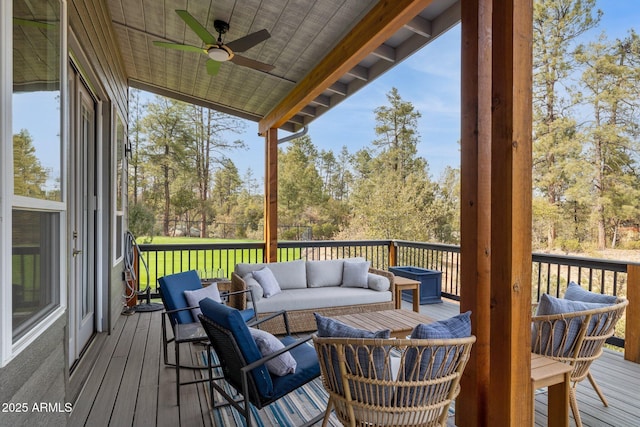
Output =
[
  {"x1": 404, "y1": 311, "x2": 472, "y2": 379},
  {"x1": 533, "y1": 293, "x2": 609, "y2": 357},
  {"x1": 314, "y1": 313, "x2": 390, "y2": 339},
  {"x1": 314, "y1": 313, "x2": 391, "y2": 404},
  {"x1": 564, "y1": 281, "x2": 617, "y2": 304}
]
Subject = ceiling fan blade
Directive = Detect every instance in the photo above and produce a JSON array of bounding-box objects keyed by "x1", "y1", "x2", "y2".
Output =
[
  {"x1": 206, "y1": 59, "x2": 222, "y2": 76},
  {"x1": 225, "y1": 29, "x2": 271, "y2": 53},
  {"x1": 230, "y1": 54, "x2": 275, "y2": 72},
  {"x1": 153, "y1": 41, "x2": 205, "y2": 54},
  {"x1": 175, "y1": 10, "x2": 216, "y2": 45}
]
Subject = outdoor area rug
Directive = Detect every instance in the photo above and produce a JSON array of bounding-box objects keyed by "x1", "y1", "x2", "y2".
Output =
[
  {"x1": 199, "y1": 350, "x2": 455, "y2": 426},
  {"x1": 199, "y1": 350, "x2": 340, "y2": 426}
]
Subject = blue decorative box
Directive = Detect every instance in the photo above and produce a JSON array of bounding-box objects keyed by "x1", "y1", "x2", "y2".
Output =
[{"x1": 389, "y1": 266, "x2": 442, "y2": 304}]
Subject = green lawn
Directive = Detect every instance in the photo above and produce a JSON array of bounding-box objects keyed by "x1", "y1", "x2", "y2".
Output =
[{"x1": 135, "y1": 236, "x2": 300, "y2": 288}]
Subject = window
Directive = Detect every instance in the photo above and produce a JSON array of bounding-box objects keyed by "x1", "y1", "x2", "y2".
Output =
[
  {"x1": 12, "y1": 210, "x2": 61, "y2": 340},
  {"x1": 10, "y1": 0, "x2": 64, "y2": 344}
]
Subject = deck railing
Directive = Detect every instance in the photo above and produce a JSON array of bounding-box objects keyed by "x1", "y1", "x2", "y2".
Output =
[{"x1": 136, "y1": 239, "x2": 636, "y2": 350}]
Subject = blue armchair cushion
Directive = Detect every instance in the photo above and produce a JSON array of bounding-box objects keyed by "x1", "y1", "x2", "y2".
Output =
[
  {"x1": 270, "y1": 336, "x2": 321, "y2": 401},
  {"x1": 159, "y1": 270, "x2": 204, "y2": 324},
  {"x1": 564, "y1": 281, "x2": 617, "y2": 304},
  {"x1": 199, "y1": 298, "x2": 274, "y2": 396}
]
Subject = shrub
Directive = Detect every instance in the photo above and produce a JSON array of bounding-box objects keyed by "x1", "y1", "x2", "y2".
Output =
[{"x1": 129, "y1": 203, "x2": 155, "y2": 240}]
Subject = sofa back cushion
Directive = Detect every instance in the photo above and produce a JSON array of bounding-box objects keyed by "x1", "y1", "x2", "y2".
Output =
[
  {"x1": 306, "y1": 259, "x2": 345, "y2": 288},
  {"x1": 235, "y1": 262, "x2": 266, "y2": 277},
  {"x1": 235, "y1": 259, "x2": 307, "y2": 289},
  {"x1": 266, "y1": 259, "x2": 307, "y2": 289}
]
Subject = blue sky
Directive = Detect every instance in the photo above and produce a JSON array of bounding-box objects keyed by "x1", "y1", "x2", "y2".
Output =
[
  {"x1": 13, "y1": 1, "x2": 639, "y2": 189},
  {"x1": 227, "y1": 0, "x2": 640, "y2": 183}
]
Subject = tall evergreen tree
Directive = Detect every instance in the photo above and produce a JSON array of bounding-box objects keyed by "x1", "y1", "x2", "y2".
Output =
[
  {"x1": 575, "y1": 31, "x2": 640, "y2": 248},
  {"x1": 532, "y1": 0, "x2": 601, "y2": 248},
  {"x1": 142, "y1": 96, "x2": 189, "y2": 235}
]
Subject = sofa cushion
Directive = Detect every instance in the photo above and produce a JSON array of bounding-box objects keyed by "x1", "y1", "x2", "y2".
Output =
[
  {"x1": 564, "y1": 281, "x2": 617, "y2": 304},
  {"x1": 306, "y1": 259, "x2": 344, "y2": 288},
  {"x1": 253, "y1": 267, "x2": 282, "y2": 298},
  {"x1": 243, "y1": 273, "x2": 263, "y2": 302},
  {"x1": 249, "y1": 327, "x2": 297, "y2": 376},
  {"x1": 235, "y1": 262, "x2": 266, "y2": 278},
  {"x1": 264, "y1": 259, "x2": 307, "y2": 290},
  {"x1": 367, "y1": 273, "x2": 390, "y2": 291},
  {"x1": 342, "y1": 261, "x2": 370, "y2": 288},
  {"x1": 253, "y1": 287, "x2": 392, "y2": 313}
]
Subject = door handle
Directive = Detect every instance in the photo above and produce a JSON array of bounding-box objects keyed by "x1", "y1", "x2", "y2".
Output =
[{"x1": 73, "y1": 249, "x2": 82, "y2": 257}]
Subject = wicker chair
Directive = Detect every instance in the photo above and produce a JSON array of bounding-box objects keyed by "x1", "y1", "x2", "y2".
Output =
[
  {"x1": 532, "y1": 297, "x2": 628, "y2": 427},
  {"x1": 312, "y1": 335, "x2": 475, "y2": 427}
]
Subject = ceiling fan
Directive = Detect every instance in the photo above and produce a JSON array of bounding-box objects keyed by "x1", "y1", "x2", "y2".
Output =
[{"x1": 153, "y1": 10, "x2": 274, "y2": 76}]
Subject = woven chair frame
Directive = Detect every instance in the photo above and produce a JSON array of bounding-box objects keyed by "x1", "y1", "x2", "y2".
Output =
[
  {"x1": 313, "y1": 335, "x2": 475, "y2": 427},
  {"x1": 532, "y1": 297, "x2": 628, "y2": 427}
]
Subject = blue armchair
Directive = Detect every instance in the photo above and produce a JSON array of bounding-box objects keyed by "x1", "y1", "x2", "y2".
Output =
[
  {"x1": 158, "y1": 270, "x2": 257, "y2": 406},
  {"x1": 198, "y1": 297, "x2": 324, "y2": 426}
]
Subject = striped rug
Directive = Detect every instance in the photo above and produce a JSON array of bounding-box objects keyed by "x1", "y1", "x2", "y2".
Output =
[
  {"x1": 199, "y1": 351, "x2": 340, "y2": 426},
  {"x1": 200, "y1": 350, "x2": 456, "y2": 426}
]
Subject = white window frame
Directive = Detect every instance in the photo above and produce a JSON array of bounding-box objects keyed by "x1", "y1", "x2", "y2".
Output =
[
  {"x1": 1, "y1": 0, "x2": 68, "y2": 367},
  {"x1": 112, "y1": 109, "x2": 127, "y2": 266}
]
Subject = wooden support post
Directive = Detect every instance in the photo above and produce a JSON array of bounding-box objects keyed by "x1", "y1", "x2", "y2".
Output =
[
  {"x1": 264, "y1": 128, "x2": 278, "y2": 263},
  {"x1": 626, "y1": 264, "x2": 640, "y2": 363},
  {"x1": 458, "y1": 0, "x2": 492, "y2": 423},
  {"x1": 459, "y1": 0, "x2": 533, "y2": 425},
  {"x1": 389, "y1": 241, "x2": 397, "y2": 268}
]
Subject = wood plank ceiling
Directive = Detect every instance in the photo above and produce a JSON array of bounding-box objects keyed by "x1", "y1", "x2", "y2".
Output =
[{"x1": 107, "y1": 0, "x2": 460, "y2": 133}]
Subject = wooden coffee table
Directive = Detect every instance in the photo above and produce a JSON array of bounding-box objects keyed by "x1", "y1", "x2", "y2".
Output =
[{"x1": 331, "y1": 309, "x2": 434, "y2": 338}]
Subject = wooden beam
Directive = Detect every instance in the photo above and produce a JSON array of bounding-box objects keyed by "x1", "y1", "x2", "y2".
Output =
[
  {"x1": 258, "y1": 0, "x2": 435, "y2": 135},
  {"x1": 264, "y1": 128, "x2": 278, "y2": 263},
  {"x1": 626, "y1": 264, "x2": 640, "y2": 363},
  {"x1": 458, "y1": 0, "x2": 491, "y2": 424},
  {"x1": 459, "y1": 0, "x2": 533, "y2": 425},
  {"x1": 488, "y1": 0, "x2": 533, "y2": 424}
]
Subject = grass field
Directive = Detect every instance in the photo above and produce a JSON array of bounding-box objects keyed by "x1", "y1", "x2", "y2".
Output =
[{"x1": 135, "y1": 236, "x2": 300, "y2": 288}]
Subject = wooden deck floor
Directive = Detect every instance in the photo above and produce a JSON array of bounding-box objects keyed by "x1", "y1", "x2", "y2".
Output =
[{"x1": 70, "y1": 299, "x2": 640, "y2": 427}]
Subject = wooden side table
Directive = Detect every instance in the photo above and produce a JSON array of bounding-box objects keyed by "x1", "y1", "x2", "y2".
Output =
[
  {"x1": 394, "y1": 276, "x2": 420, "y2": 312},
  {"x1": 531, "y1": 353, "x2": 573, "y2": 427}
]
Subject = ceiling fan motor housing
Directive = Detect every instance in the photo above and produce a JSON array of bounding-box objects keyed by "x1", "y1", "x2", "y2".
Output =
[{"x1": 214, "y1": 20, "x2": 230, "y2": 35}]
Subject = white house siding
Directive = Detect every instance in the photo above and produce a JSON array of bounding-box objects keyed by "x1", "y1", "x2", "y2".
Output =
[{"x1": 68, "y1": 0, "x2": 128, "y2": 330}]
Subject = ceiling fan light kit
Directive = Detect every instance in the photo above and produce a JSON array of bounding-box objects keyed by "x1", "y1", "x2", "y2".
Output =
[{"x1": 208, "y1": 45, "x2": 232, "y2": 61}]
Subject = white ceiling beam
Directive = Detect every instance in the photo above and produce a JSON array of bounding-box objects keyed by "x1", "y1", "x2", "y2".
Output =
[
  {"x1": 373, "y1": 43, "x2": 396, "y2": 62},
  {"x1": 347, "y1": 65, "x2": 368, "y2": 81},
  {"x1": 327, "y1": 82, "x2": 348, "y2": 96},
  {"x1": 405, "y1": 15, "x2": 432, "y2": 38}
]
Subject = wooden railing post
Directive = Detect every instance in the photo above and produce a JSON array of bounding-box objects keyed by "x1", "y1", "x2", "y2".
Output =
[
  {"x1": 626, "y1": 264, "x2": 640, "y2": 363},
  {"x1": 389, "y1": 241, "x2": 397, "y2": 267}
]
